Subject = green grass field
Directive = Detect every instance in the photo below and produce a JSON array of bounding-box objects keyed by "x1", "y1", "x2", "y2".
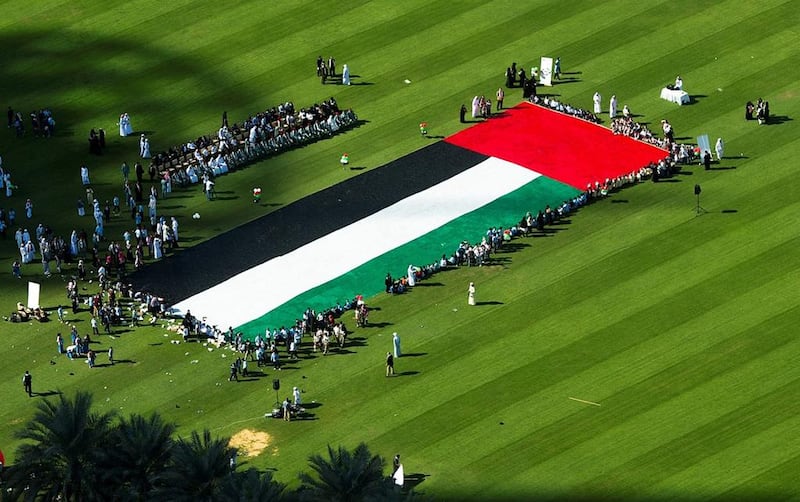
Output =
[{"x1": 1, "y1": 0, "x2": 799, "y2": 499}]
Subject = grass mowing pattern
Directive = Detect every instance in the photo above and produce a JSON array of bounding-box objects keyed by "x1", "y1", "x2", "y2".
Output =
[{"x1": 0, "y1": 0, "x2": 799, "y2": 499}]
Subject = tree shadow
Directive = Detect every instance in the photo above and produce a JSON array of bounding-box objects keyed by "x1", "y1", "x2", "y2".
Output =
[{"x1": 721, "y1": 209, "x2": 738, "y2": 214}]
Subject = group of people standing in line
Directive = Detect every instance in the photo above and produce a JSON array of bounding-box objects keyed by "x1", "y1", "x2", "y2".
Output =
[{"x1": 316, "y1": 55, "x2": 351, "y2": 85}]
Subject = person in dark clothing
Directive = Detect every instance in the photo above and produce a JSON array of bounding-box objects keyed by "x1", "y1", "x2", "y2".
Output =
[
  {"x1": 505, "y1": 67, "x2": 514, "y2": 88},
  {"x1": 703, "y1": 151, "x2": 712, "y2": 171},
  {"x1": 460, "y1": 104, "x2": 467, "y2": 123},
  {"x1": 386, "y1": 352, "x2": 394, "y2": 376},
  {"x1": 8, "y1": 106, "x2": 15, "y2": 128},
  {"x1": 222, "y1": 111, "x2": 228, "y2": 128},
  {"x1": 518, "y1": 68, "x2": 527, "y2": 90},
  {"x1": 135, "y1": 162, "x2": 144, "y2": 183},
  {"x1": 23, "y1": 370, "x2": 32, "y2": 397},
  {"x1": 510, "y1": 62, "x2": 517, "y2": 85}
]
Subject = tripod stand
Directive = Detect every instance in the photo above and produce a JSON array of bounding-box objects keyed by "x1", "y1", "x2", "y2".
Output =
[{"x1": 694, "y1": 185, "x2": 707, "y2": 216}]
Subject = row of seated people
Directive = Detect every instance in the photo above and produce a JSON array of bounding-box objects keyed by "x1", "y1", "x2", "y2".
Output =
[
  {"x1": 529, "y1": 95, "x2": 600, "y2": 123},
  {"x1": 152, "y1": 99, "x2": 357, "y2": 185},
  {"x1": 172, "y1": 108, "x2": 358, "y2": 188},
  {"x1": 8, "y1": 302, "x2": 49, "y2": 322}
]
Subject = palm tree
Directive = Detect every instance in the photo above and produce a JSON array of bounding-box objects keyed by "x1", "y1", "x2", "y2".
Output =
[
  {"x1": 233, "y1": 467, "x2": 287, "y2": 502},
  {"x1": 153, "y1": 429, "x2": 238, "y2": 502},
  {"x1": 297, "y1": 442, "x2": 394, "y2": 502},
  {"x1": 6, "y1": 391, "x2": 115, "y2": 501},
  {"x1": 97, "y1": 412, "x2": 176, "y2": 501}
]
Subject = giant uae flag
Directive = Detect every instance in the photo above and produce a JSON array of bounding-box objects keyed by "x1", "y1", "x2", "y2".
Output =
[{"x1": 130, "y1": 103, "x2": 666, "y2": 337}]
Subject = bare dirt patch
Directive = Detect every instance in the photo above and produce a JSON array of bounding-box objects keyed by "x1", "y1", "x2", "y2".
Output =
[{"x1": 229, "y1": 428, "x2": 271, "y2": 457}]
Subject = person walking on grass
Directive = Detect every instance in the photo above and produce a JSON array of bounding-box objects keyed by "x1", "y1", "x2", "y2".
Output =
[
  {"x1": 22, "y1": 370, "x2": 32, "y2": 397},
  {"x1": 108, "y1": 346, "x2": 114, "y2": 365}
]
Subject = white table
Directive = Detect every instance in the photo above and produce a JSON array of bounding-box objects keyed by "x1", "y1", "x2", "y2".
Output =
[{"x1": 660, "y1": 87, "x2": 690, "y2": 105}]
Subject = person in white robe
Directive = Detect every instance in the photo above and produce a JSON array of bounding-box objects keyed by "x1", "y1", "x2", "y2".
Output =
[
  {"x1": 123, "y1": 113, "x2": 133, "y2": 136},
  {"x1": 471, "y1": 96, "x2": 480, "y2": 118},
  {"x1": 593, "y1": 92, "x2": 602, "y2": 114},
  {"x1": 609, "y1": 95, "x2": 617, "y2": 118},
  {"x1": 142, "y1": 138, "x2": 151, "y2": 159},
  {"x1": 392, "y1": 332, "x2": 401, "y2": 358},
  {"x1": 139, "y1": 135, "x2": 146, "y2": 157},
  {"x1": 715, "y1": 137, "x2": 724, "y2": 161},
  {"x1": 4, "y1": 173, "x2": 12, "y2": 197},
  {"x1": 70, "y1": 231, "x2": 79, "y2": 257},
  {"x1": 468, "y1": 282, "x2": 476, "y2": 306},
  {"x1": 622, "y1": 104, "x2": 631, "y2": 118},
  {"x1": 407, "y1": 264, "x2": 416, "y2": 287},
  {"x1": 119, "y1": 114, "x2": 127, "y2": 137},
  {"x1": 342, "y1": 64, "x2": 351, "y2": 85},
  {"x1": 80, "y1": 165, "x2": 90, "y2": 186},
  {"x1": 674, "y1": 76, "x2": 683, "y2": 90},
  {"x1": 171, "y1": 217, "x2": 179, "y2": 243},
  {"x1": 25, "y1": 240, "x2": 36, "y2": 263},
  {"x1": 153, "y1": 237, "x2": 163, "y2": 259},
  {"x1": 293, "y1": 386, "x2": 302, "y2": 405}
]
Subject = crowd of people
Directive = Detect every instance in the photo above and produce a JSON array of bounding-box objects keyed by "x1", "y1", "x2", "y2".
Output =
[
  {"x1": 745, "y1": 98, "x2": 770, "y2": 124},
  {"x1": 150, "y1": 98, "x2": 358, "y2": 189},
  {"x1": 178, "y1": 295, "x2": 364, "y2": 377},
  {"x1": 7, "y1": 107, "x2": 56, "y2": 138}
]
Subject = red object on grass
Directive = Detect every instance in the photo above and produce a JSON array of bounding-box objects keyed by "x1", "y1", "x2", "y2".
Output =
[{"x1": 445, "y1": 102, "x2": 666, "y2": 190}]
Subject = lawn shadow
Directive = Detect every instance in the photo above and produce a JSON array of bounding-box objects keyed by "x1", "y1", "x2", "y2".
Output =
[
  {"x1": 404, "y1": 473, "x2": 430, "y2": 490},
  {"x1": 767, "y1": 115, "x2": 792, "y2": 125},
  {"x1": 499, "y1": 242, "x2": 530, "y2": 251},
  {"x1": 611, "y1": 199, "x2": 629, "y2": 203},
  {"x1": 349, "y1": 166, "x2": 367, "y2": 171},
  {"x1": 721, "y1": 209, "x2": 738, "y2": 214},
  {"x1": 400, "y1": 352, "x2": 427, "y2": 357},
  {"x1": 475, "y1": 301, "x2": 503, "y2": 306},
  {"x1": 303, "y1": 401, "x2": 322, "y2": 409},
  {"x1": 395, "y1": 371, "x2": 419, "y2": 376},
  {"x1": 368, "y1": 322, "x2": 393, "y2": 328},
  {"x1": 414, "y1": 282, "x2": 443, "y2": 287},
  {"x1": 33, "y1": 390, "x2": 63, "y2": 398}
]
